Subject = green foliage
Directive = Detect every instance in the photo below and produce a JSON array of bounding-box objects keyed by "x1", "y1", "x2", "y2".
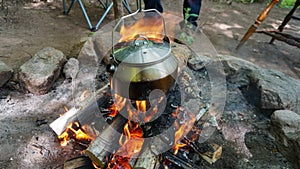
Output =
[
  {"x1": 180, "y1": 8, "x2": 198, "y2": 45},
  {"x1": 279, "y1": 0, "x2": 297, "y2": 8}
]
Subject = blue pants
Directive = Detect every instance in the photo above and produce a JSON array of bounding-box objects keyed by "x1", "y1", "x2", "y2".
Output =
[{"x1": 143, "y1": 0, "x2": 202, "y2": 26}]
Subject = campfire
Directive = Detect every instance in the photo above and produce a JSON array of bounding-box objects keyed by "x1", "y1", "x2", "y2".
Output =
[{"x1": 50, "y1": 9, "x2": 222, "y2": 169}]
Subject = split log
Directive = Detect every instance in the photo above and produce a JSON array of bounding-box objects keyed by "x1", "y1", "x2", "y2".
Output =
[
  {"x1": 64, "y1": 156, "x2": 94, "y2": 169},
  {"x1": 198, "y1": 143, "x2": 222, "y2": 164},
  {"x1": 150, "y1": 131, "x2": 175, "y2": 156},
  {"x1": 133, "y1": 143, "x2": 160, "y2": 169},
  {"x1": 85, "y1": 114, "x2": 128, "y2": 168},
  {"x1": 50, "y1": 84, "x2": 109, "y2": 135}
]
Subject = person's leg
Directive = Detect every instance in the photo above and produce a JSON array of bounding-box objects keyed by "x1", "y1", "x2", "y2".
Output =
[
  {"x1": 143, "y1": 0, "x2": 163, "y2": 13},
  {"x1": 183, "y1": 0, "x2": 202, "y2": 27}
]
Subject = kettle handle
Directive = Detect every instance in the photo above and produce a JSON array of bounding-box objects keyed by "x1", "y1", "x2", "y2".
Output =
[{"x1": 133, "y1": 35, "x2": 150, "y2": 47}]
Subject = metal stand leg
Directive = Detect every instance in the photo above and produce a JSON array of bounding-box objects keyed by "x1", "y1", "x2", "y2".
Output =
[
  {"x1": 122, "y1": 0, "x2": 132, "y2": 14},
  {"x1": 78, "y1": 0, "x2": 93, "y2": 30},
  {"x1": 94, "y1": 2, "x2": 114, "y2": 31},
  {"x1": 63, "y1": 0, "x2": 67, "y2": 14},
  {"x1": 63, "y1": 0, "x2": 135, "y2": 31}
]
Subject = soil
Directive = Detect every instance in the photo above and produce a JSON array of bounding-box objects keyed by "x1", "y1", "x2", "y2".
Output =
[{"x1": 0, "y1": 0, "x2": 299, "y2": 168}]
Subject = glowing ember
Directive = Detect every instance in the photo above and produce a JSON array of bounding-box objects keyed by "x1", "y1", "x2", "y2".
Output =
[
  {"x1": 58, "y1": 121, "x2": 92, "y2": 147},
  {"x1": 172, "y1": 108, "x2": 196, "y2": 155}
]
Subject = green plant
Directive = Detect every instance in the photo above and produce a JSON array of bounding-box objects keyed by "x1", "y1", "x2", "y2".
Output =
[{"x1": 180, "y1": 8, "x2": 198, "y2": 45}]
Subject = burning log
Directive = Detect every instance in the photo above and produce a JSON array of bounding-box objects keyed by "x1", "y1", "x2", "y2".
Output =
[
  {"x1": 50, "y1": 107, "x2": 80, "y2": 136},
  {"x1": 50, "y1": 84, "x2": 109, "y2": 135},
  {"x1": 85, "y1": 114, "x2": 128, "y2": 168},
  {"x1": 64, "y1": 156, "x2": 94, "y2": 169}
]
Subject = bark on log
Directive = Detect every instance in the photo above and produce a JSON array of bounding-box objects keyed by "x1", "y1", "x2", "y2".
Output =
[
  {"x1": 85, "y1": 114, "x2": 128, "y2": 168},
  {"x1": 64, "y1": 156, "x2": 94, "y2": 169},
  {"x1": 50, "y1": 84, "x2": 109, "y2": 135}
]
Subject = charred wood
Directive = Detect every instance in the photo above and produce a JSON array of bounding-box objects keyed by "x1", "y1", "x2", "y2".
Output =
[
  {"x1": 64, "y1": 156, "x2": 94, "y2": 169},
  {"x1": 183, "y1": 137, "x2": 222, "y2": 165},
  {"x1": 164, "y1": 151, "x2": 201, "y2": 169}
]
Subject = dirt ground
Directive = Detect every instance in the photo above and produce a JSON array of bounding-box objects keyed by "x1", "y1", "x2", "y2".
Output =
[{"x1": 0, "y1": 0, "x2": 299, "y2": 168}]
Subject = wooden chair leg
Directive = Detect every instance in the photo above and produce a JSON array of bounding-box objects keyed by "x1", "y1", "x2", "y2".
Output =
[
  {"x1": 270, "y1": 0, "x2": 300, "y2": 44},
  {"x1": 236, "y1": 0, "x2": 279, "y2": 49}
]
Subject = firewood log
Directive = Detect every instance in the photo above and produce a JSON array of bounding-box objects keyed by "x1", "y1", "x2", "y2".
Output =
[
  {"x1": 50, "y1": 84, "x2": 109, "y2": 135},
  {"x1": 198, "y1": 143, "x2": 222, "y2": 164},
  {"x1": 134, "y1": 143, "x2": 159, "y2": 169},
  {"x1": 85, "y1": 114, "x2": 127, "y2": 168}
]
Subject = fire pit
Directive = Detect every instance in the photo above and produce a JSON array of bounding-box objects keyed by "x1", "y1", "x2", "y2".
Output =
[{"x1": 50, "y1": 8, "x2": 225, "y2": 169}]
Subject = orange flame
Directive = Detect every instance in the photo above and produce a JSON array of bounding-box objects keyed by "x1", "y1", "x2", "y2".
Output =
[
  {"x1": 108, "y1": 94, "x2": 127, "y2": 117},
  {"x1": 118, "y1": 121, "x2": 144, "y2": 157},
  {"x1": 136, "y1": 100, "x2": 147, "y2": 113},
  {"x1": 172, "y1": 108, "x2": 196, "y2": 155},
  {"x1": 119, "y1": 16, "x2": 164, "y2": 42},
  {"x1": 58, "y1": 121, "x2": 92, "y2": 147},
  {"x1": 108, "y1": 121, "x2": 144, "y2": 169},
  {"x1": 119, "y1": 12, "x2": 179, "y2": 43}
]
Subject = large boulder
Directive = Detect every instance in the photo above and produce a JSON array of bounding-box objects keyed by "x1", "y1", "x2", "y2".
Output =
[
  {"x1": 0, "y1": 61, "x2": 13, "y2": 87},
  {"x1": 217, "y1": 55, "x2": 300, "y2": 114},
  {"x1": 271, "y1": 110, "x2": 300, "y2": 169},
  {"x1": 256, "y1": 69, "x2": 300, "y2": 112},
  {"x1": 19, "y1": 47, "x2": 66, "y2": 94}
]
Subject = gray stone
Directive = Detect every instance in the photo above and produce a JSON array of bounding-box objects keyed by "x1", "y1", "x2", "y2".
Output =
[
  {"x1": 218, "y1": 55, "x2": 300, "y2": 113},
  {"x1": 92, "y1": 28, "x2": 114, "y2": 65},
  {"x1": 271, "y1": 110, "x2": 300, "y2": 169},
  {"x1": 187, "y1": 54, "x2": 211, "y2": 71},
  {"x1": 171, "y1": 43, "x2": 193, "y2": 66},
  {"x1": 63, "y1": 58, "x2": 79, "y2": 79},
  {"x1": 218, "y1": 55, "x2": 259, "y2": 86},
  {"x1": 256, "y1": 69, "x2": 300, "y2": 112},
  {"x1": 0, "y1": 61, "x2": 13, "y2": 87},
  {"x1": 19, "y1": 47, "x2": 66, "y2": 95}
]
